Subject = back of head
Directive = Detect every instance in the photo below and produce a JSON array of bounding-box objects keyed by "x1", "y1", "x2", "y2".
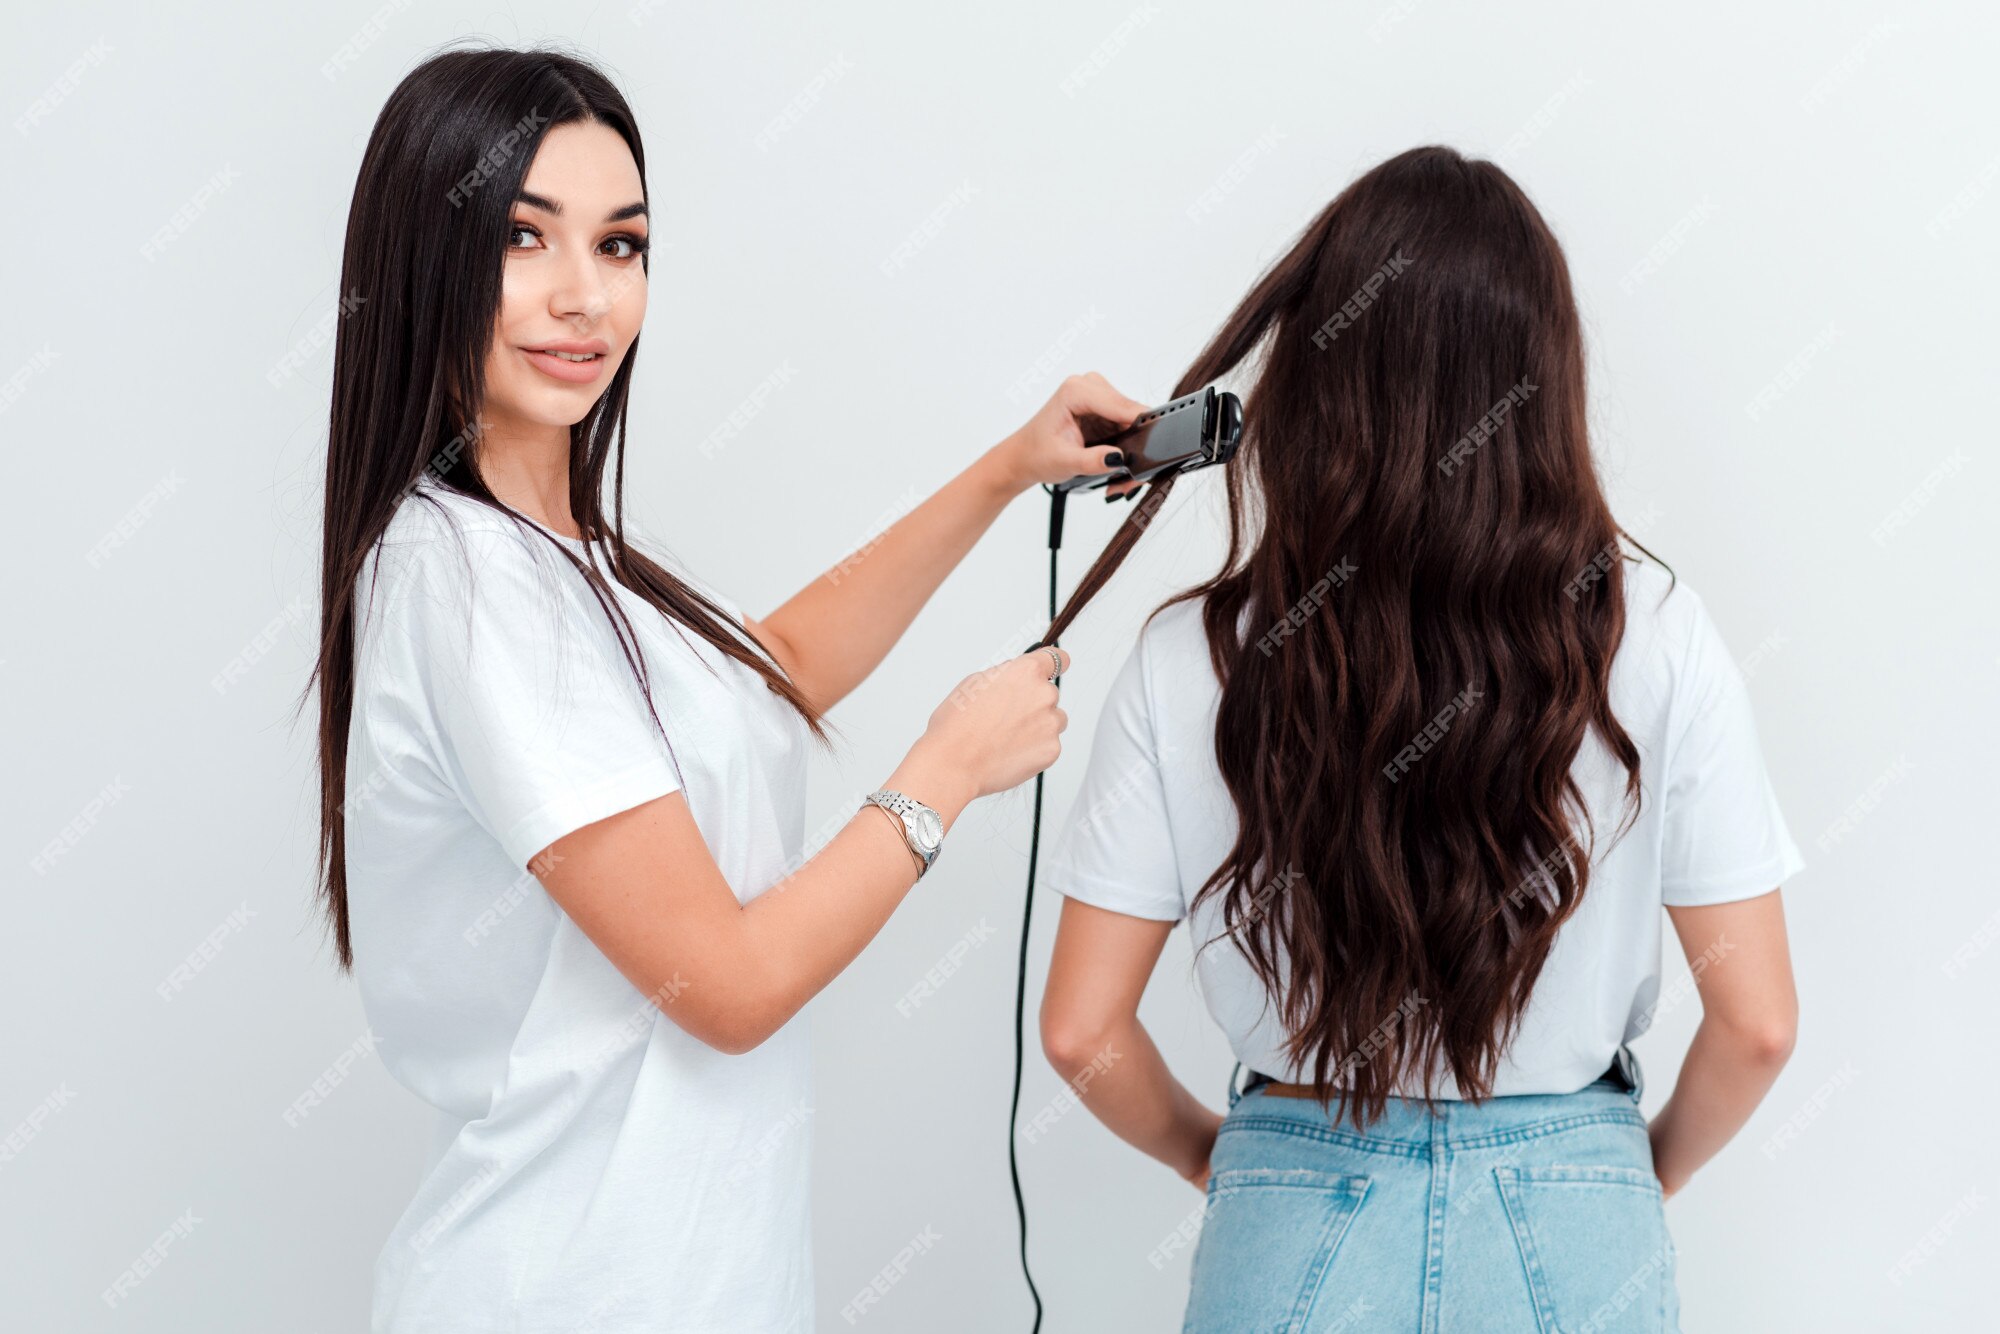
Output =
[{"x1": 1158, "y1": 145, "x2": 1649, "y2": 1125}]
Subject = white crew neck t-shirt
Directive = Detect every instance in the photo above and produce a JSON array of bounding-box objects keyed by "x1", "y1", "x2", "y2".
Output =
[
  {"x1": 345, "y1": 475, "x2": 816, "y2": 1331},
  {"x1": 1041, "y1": 557, "x2": 1805, "y2": 1098}
]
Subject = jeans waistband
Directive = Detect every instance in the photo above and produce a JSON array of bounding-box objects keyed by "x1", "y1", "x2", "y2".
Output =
[{"x1": 1226, "y1": 1045, "x2": 1645, "y2": 1127}]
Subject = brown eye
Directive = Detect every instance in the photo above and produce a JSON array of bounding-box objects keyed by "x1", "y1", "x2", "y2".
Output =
[
  {"x1": 601, "y1": 234, "x2": 647, "y2": 260},
  {"x1": 507, "y1": 224, "x2": 541, "y2": 250}
]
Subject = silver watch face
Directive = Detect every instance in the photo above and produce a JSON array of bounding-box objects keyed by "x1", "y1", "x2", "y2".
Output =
[{"x1": 914, "y1": 808, "x2": 943, "y2": 850}]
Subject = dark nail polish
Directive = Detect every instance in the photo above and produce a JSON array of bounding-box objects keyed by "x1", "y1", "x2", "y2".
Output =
[
  {"x1": 1125, "y1": 489, "x2": 1140, "y2": 502},
  {"x1": 1106, "y1": 451, "x2": 1125, "y2": 468}
]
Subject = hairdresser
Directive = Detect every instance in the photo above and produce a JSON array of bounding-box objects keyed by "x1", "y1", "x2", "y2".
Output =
[{"x1": 314, "y1": 48, "x2": 1147, "y2": 1332}]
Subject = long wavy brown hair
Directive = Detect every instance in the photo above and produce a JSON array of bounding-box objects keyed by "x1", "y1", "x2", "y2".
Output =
[
  {"x1": 300, "y1": 48, "x2": 832, "y2": 970},
  {"x1": 1067, "y1": 146, "x2": 1656, "y2": 1127}
]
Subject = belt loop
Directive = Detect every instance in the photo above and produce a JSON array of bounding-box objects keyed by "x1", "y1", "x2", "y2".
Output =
[
  {"x1": 1226, "y1": 1061, "x2": 1245, "y2": 1110},
  {"x1": 1614, "y1": 1044, "x2": 1644, "y2": 1103}
]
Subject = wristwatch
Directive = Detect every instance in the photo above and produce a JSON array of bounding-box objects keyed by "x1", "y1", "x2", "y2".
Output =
[{"x1": 862, "y1": 790, "x2": 944, "y2": 878}]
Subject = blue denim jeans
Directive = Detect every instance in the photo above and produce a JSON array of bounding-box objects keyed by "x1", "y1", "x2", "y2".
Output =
[{"x1": 1183, "y1": 1050, "x2": 1678, "y2": 1333}]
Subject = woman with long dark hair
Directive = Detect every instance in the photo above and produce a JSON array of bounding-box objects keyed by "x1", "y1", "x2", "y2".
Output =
[
  {"x1": 1039, "y1": 146, "x2": 1802, "y2": 1331},
  {"x1": 307, "y1": 46, "x2": 1144, "y2": 1328}
]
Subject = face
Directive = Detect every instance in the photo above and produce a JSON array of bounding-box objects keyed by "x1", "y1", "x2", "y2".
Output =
[{"x1": 479, "y1": 120, "x2": 650, "y2": 436}]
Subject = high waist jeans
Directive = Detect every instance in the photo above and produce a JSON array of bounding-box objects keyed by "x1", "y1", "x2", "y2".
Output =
[{"x1": 1183, "y1": 1051, "x2": 1678, "y2": 1333}]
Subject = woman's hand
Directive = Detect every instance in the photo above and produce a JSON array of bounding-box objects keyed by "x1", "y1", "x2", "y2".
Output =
[
  {"x1": 991, "y1": 372, "x2": 1151, "y2": 499},
  {"x1": 915, "y1": 645, "x2": 1073, "y2": 800},
  {"x1": 1181, "y1": 1107, "x2": 1224, "y2": 1193}
]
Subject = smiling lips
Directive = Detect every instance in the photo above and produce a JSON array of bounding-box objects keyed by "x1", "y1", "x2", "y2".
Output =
[{"x1": 521, "y1": 339, "x2": 611, "y2": 384}]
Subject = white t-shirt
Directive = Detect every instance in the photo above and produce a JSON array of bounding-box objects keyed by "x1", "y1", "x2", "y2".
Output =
[
  {"x1": 1041, "y1": 558, "x2": 1805, "y2": 1098},
  {"x1": 345, "y1": 475, "x2": 816, "y2": 1332}
]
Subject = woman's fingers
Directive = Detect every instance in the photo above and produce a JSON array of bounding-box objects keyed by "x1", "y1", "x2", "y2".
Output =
[{"x1": 1066, "y1": 371, "x2": 1151, "y2": 431}]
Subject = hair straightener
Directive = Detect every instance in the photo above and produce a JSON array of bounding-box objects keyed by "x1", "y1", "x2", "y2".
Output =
[{"x1": 1006, "y1": 385, "x2": 1242, "y2": 1332}]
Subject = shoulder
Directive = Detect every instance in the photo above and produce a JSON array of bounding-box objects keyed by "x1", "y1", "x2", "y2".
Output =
[
  {"x1": 1614, "y1": 557, "x2": 1760, "y2": 744},
  {"x1": 359, "y1": 482, "x2": 576, "y2": 647}
]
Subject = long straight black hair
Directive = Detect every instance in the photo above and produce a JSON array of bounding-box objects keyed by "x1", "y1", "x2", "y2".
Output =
[{"x1": 304, "y1": 47, "x2": 832, "y2": 969}]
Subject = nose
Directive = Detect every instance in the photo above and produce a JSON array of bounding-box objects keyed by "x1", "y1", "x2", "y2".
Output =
[{"x1": 549, "y1": 245, "x2": 611, "y2": 329}]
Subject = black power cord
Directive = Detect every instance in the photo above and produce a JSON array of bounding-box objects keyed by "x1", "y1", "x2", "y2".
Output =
[{"x1": 1008, "y1": 486, "x2": 1066, "y2": 1334}]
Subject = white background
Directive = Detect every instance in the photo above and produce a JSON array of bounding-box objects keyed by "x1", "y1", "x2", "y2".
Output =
[{"x1": 4, "y1": 1, "x2": 1996, "y2": 1329}]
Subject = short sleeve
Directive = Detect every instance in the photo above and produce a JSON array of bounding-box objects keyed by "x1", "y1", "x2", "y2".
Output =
[
  {"x1": 1040, "y1": 631, "x2": 1186, "y2": 922},
  {"x1": 395, "y1": 519, "x2": 685, "y2": 871},
  {"x1": 1658, "y1": 590, "x2": 1805, "y2": 906}
]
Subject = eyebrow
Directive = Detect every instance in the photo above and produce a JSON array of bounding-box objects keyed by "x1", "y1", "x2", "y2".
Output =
[{"x1": 514, "y1": 191, "x2": 649, "y2": 223}]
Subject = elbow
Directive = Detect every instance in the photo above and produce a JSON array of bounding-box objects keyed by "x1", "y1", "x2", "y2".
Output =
[
  {"x1": 661, "y1": 983, "x2": 788, "y2": 1058},
  {"x1": 1040, "y1": 1002, "x2": 1126, "y2": 1076},
  {"x1": 1748, "y1": 1012, "x2": 1798, "y2": 1067},
  {"x1": 1718, "y1": 1000, "x2": 1798, "y2": 1069}
]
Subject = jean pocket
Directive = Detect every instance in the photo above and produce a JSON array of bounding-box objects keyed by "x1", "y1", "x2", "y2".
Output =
[
  {"x1": 1183, "y1": 1168, "x2": 1371, "y2": 1334},
  {"x1": 1494, "y1": 1165, "x2": 1676, "y2": 1333}
]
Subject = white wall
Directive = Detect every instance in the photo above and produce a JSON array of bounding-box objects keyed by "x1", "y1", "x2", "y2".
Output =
[{"x1": 4, "y1": 1, "x2": 1994, "y2": 1329}]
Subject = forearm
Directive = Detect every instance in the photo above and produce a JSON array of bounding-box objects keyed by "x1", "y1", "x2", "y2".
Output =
[
  {"x1": 721, "y1": 742, "x2": 975, "y2": 1049},
  {"x1": 1648, "y1": 1018, "x2": 1793, "y2": 1194},
  {"x1": 1049, "y1": 1016, "x2": 1220, "y2": 1182},
  {"x1": 762, "y1": 444, "x2": 1025, "y2": 711}
]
